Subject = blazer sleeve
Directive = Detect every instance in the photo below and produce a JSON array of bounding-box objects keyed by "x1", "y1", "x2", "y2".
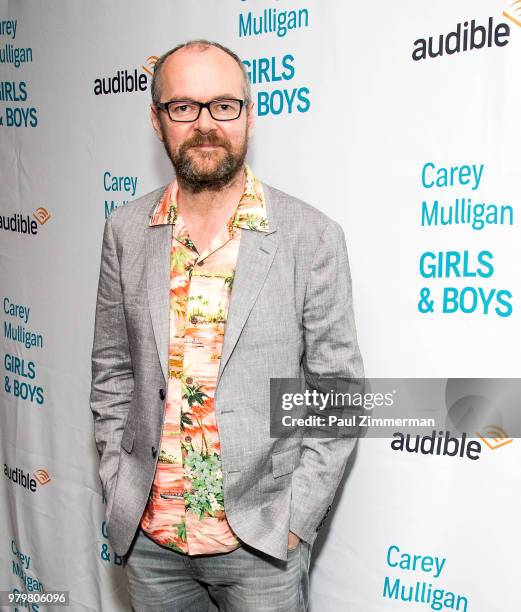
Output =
[
  {"x1": 290, "y1": 219, "x2": 364, "y2": 545},
  {"x1": 89, "y1": 213, "x2": 134, "y2": 501}
]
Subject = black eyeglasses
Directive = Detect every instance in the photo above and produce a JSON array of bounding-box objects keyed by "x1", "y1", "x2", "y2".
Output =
[{"x1": 156, "y1": 98, "x2": 245, "y2": 122}]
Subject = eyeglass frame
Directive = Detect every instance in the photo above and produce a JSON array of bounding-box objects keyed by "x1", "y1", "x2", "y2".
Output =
[{"x1": 155, "y1": 98, "x2": 246, "y2": 122}]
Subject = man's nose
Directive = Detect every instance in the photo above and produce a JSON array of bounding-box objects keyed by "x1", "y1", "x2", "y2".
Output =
[{"x1": 193, "y1": 105, "x2": 217, "y2": 133}]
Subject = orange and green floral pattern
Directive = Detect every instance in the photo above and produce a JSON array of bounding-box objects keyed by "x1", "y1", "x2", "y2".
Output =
[{"x1": 140, "y1": 165, "x2": 269, "y2": 555}]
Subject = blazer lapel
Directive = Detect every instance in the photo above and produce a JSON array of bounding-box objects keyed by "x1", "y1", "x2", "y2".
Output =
[
  {"x1": 146, "y1": 214, "x2": 171, "y2": 385},
  {"x1": 216, "y1": 185, "x2": 278, "y2": 388}
]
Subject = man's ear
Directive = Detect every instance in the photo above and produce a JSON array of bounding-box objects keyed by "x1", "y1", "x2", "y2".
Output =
[{"x1": 150, "y1": 105, "x2": 164, "y2": 142}]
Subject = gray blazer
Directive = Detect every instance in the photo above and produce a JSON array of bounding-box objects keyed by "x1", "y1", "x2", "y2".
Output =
[{"x1": 90, "y1": 181, "x2": 364, "y2": 562}]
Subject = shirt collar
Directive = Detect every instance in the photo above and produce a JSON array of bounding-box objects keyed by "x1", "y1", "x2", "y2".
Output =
[{"x1": 148, "y1": 164, "x2": 269, "y2": 232}]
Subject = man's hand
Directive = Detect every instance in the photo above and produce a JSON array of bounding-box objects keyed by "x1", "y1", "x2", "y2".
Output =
[{"x1": 288, "y1": 530, "x2": 301, "y2": 551}]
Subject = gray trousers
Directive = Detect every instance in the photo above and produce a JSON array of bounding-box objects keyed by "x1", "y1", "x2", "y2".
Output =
[{"x1": 123, "y1": 528, "x2": 311, "y2": 612}]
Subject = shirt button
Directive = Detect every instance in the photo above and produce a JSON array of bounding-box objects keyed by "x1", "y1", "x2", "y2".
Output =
[
  {"x1": 159, "y1": 389, "x2": 165, "y2": 400},
  {"x1": 152, "y1": 447, "x2": 158, "y2": 458}
]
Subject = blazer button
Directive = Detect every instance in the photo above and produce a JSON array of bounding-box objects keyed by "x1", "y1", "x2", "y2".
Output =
[
  {"x1": 152, "y1": 447, "x2": 158, "y2": 458},
  {"x1": 159, "y1": 389, "x2": 165, "y2": 400}
]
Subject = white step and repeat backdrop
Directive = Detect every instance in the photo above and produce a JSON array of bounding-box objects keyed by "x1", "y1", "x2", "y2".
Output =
[{"x1": 1, "y1": 1, "x2": 520, "y2": 610}]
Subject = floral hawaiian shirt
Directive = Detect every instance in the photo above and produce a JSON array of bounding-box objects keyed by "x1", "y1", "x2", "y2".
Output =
[{"x1": 139, "y1": 164, "x2": 269, "y2": 555}]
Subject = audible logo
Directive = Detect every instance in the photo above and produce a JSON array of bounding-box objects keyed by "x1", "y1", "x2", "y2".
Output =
[
  {"x1": 4, "y1": 464, "x2": 51, "y2": 492},
  {"x1": 141, "y1": 55, "x2": 158, "y2": 77},
  {"x1": 391, "y1": 430, "x2": 482, "y2": 460},
  {"x1": 33, "y1": 206, "x2": 50, "y2": 225},
  {"x1": 34, "y1": 468, "x2": 51, "y2": 485},
  {"x1": 412, "y1": 17, "x2": 510, "y2": 61},
  {"x1": 93, "y1": 56, "x2": 158, "y2": 96},
  {"x1": 0, "y1": 207, "x2": 51, "y2": 235},
  {"x1": 477, "y1": 425, "x2": 512, "y2": 450},
  {"x1": 503, "y1": 0, "x2": 521, "y2": 27}
]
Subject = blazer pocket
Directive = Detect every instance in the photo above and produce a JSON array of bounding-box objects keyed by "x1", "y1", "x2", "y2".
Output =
[
  {"x1": 120, "y1": 425, "x2": 135, "y2": 454},
  {"x1": 272, "y1": 444, "x2": 301, "y2": 478}
]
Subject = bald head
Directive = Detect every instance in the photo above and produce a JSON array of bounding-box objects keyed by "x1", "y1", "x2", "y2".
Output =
[{"x1": 151, "y1": 40, "x2": 251, "y2": 106}]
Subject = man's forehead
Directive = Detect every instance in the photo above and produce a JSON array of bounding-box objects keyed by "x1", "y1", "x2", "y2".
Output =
[{"x1": 160, "y1": 46, "x2": 244, "y2": 98}]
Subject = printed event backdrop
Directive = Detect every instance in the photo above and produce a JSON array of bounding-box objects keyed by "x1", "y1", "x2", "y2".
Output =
[{"x1": 0, "y1": 0, "x2": 520, "y2": 610}]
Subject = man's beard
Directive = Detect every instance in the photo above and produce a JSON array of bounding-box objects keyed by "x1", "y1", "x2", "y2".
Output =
[{"x1": 163, "y1": 130, "x2": 248, "y2": 194}]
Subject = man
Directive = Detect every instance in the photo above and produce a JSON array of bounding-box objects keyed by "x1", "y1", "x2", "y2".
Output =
[{"x1": 90, "y1": 39, "x2": 364, "y2": 611}]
